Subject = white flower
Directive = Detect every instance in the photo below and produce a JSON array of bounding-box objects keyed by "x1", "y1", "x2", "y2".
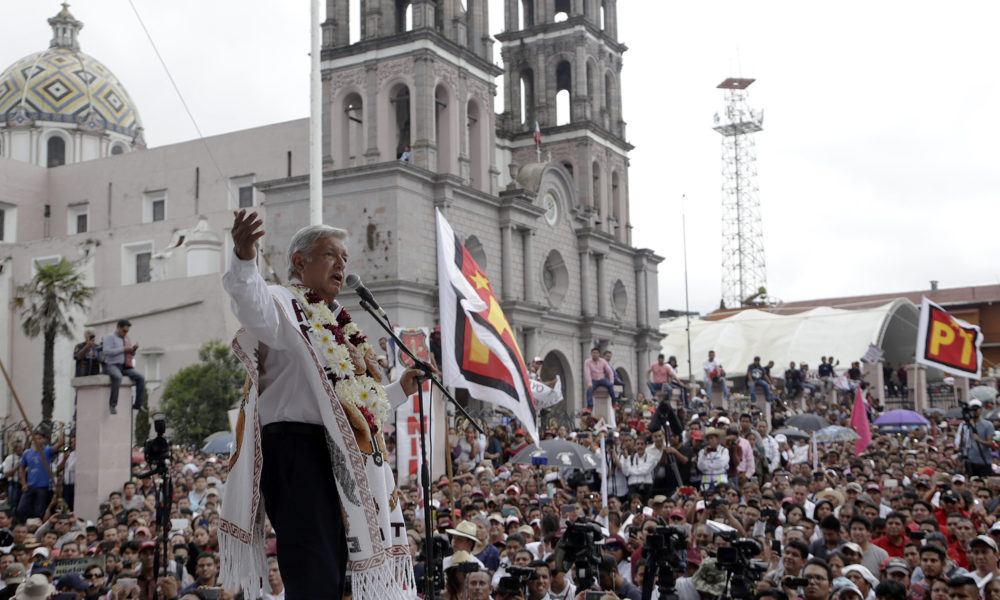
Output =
[{"x1": 343, "y1": 323, "x2": 360, "y2": 335}]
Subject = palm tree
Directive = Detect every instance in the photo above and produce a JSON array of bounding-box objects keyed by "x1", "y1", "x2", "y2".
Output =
[{"x1": 17, "y1": 259, "x2": 93, "y2": 422}]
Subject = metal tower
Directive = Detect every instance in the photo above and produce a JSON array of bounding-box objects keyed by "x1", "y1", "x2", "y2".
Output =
[{"x1": 713, "y1": 77, "x2": 767, "y2": 308}]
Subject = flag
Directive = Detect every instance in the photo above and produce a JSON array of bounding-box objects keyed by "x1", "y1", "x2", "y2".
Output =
[
  {"x1": 530, "y1": 376, "x2": 563, "y2": 410},
  {"x1": 915, "y1": 296, "x2": 984, "y2": 378},
  {"x1": 851, "y1": 385, "x2": 871, "y2": 457},
  {"x1": 435, "y1": 209, "x2": 538, "y2": 443},
  {"x1": 534, "y1": 120, "x2": 541, "y2": 146}
]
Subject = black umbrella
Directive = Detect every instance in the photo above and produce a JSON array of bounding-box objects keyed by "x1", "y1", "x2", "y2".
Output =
[
  {"x1": 510, "y1": 439, "x2": 600, "y2": 470},
  {"x1": 784, "y1": 414, "x2": 830, "y2": 432},
  {"x1": 773, "y1": 428, "x2": 810, "y2": 442},
  {"x1": 944, "y1": 407, "x2": 965, "y2": 419}
]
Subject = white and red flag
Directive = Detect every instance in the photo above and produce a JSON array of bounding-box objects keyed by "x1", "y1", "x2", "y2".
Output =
[
  {"x1": 435, "y1": 209, "x2": 538, "y2": 443},
  {"x1": 534, "y1": 120, "x2": 542, "y2": 146}
]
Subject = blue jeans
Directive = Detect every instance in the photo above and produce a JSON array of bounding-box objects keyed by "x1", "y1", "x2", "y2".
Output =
[
  {"x1": 17, "y1": 486, "x2": 50, "y2": 522},
  {"x1": 105, "y1": 363, "x2": 146, "y2": 409},
  {"x1": 749, "y1": 378, "x2": 773, "y2": 404},
  {"x1": 647, "y1": 381, "x2": 665, "y2": 397},
  {"x1": 586, "y1": 378, "x2": 616, "y2": 409},
  {"x1": 704, "y1": 377, "x2": 730, "y2": 400}
]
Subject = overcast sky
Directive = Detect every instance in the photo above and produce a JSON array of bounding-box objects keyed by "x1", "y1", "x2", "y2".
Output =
[{"x1": 3, "y1": 2, "x2": 998, "y2": 314}]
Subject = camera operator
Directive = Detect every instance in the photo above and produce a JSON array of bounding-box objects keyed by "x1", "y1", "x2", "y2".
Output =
[
  {"x1": 598, "y1": 554, "x2": 641, "y2": 600},
  {"x1": 545, "y1": 555, "x2": 576, "y2": 600},
  {"x1": 526, "y1": 560, "x2": 551, "y2": 600},
  {"x1": 956, "y1": 399, "x2": 994, "y2": 477}
]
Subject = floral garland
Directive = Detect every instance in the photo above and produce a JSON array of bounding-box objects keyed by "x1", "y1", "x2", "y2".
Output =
[{"x1": 287, "y1": 284, "x2": 389, "y2": 434}]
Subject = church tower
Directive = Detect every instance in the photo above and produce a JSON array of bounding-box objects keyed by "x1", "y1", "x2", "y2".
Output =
[
  {"x1": 320, "y1": 0, "x2": 501, "y2": 193},
  {"x1": 497, "y1": 0, "x2": 631, "y2": 244}
]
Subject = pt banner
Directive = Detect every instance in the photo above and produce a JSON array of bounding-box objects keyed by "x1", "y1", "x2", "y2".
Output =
[{"x1": 915, "y1": 296, "x2": 983, "y2": 379}]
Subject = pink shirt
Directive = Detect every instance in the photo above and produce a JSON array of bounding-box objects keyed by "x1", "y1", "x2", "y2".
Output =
[
  {"x1": 583, "y1": 357, "x2": 614, "y2": 386},
  {"x1": 737, "y1": 437, "x2": 755, "y2": 478},
  {"x1": 648, "y1": 362, "x2": 671, "y2": 384}
]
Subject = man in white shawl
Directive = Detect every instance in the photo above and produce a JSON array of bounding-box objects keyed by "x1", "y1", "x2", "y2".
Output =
[{"x1": 220, "y1": 210, "x2": 421, "y2": 599}]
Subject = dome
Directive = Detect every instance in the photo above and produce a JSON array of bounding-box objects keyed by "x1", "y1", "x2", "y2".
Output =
[{"x1": 0, "y1": 4, "x2": 143, "y2": 141}]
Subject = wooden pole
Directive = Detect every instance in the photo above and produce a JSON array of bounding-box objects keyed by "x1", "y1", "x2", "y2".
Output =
[{"x1": 0, "y1": 356, "x2": 60, "y2": 495}]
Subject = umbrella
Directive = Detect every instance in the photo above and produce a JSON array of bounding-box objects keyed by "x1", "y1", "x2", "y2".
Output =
[
  {"x1": 784, "y1": 414, "x2": 830, "y2": 432},
  {"x1": 944, "y1": 407, "x2": 965, "y2": 419},
  {"x1": 924, "y1": 407, "x2": 946, "y2": 415},
  {"x1": 202, "y1": 432, "x2": 234, "y2": 454},
  {"x1": 773, "y1": 428, "x2": 810, "y2": 442},
  {"x1": 971, "y1": 386, "x2": 999, "y2": 403},
  {"x1": 510, "y1": 439, "x2": 600, "y2": 470},
  {"x1": 813, "y1": 426, "x2": 860, "y2": 443},
  {"x1": 873, "y1": 409, "x2": 931, "y2": 427}
]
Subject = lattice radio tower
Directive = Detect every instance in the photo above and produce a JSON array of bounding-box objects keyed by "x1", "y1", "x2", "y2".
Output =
[{"x1": 713, "y1": 77, "x2": 767, "y2": 309}]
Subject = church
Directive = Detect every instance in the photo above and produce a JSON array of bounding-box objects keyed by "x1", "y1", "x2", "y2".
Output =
[{"x1": 0, "y1": 1, "x2": 661, "y2": 427}]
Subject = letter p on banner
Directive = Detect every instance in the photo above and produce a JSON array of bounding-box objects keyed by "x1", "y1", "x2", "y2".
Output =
[{"x1": 915, "y1": 296, "x2": 983, "y2": 378}]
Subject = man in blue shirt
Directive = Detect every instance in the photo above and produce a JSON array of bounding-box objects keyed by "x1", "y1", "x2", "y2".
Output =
[
  {"x1": 18, "y1": 427, "x2": 62, "y2": 522},
  {"x1": 102, "y1": 319, "x2": 146, "y2": 414}
]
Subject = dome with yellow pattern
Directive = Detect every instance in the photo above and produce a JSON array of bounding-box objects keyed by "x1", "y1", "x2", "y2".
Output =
[{"x1": 0, "y1": 4, "x2": 143, "y2": 140}]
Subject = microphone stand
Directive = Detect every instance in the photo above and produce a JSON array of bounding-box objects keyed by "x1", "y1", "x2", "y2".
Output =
[{"x1": 353, "y1": 297, "x2": 485, "y2": 600}]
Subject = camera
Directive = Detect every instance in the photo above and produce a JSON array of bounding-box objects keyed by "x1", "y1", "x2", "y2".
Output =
[
  {"x1": 143, "y1": 413, "x2": 171, "y2": 467},
  {"x1": 553, "y1": 519, "x2": 604, "y2": 592},
  {"x1": 642, "y1": 523, "x2": 688, "y2": 599},
  {"x1": 784, "y1": 577, "x2": 809, "y2": 589},
  {"x1": 497, "y1": 566, "x2": 538, "y2": 598},
  {"x1": 908, "y1": 530, "x2": 926, "y2": 541},
  {"x1": 715, "y1": 536, "x2": 768, "y2": 600}
]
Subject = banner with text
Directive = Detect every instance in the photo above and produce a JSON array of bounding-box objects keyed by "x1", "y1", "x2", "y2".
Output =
[{"x1": 915, "y1": 296, "x2": 983, "y2": 379}]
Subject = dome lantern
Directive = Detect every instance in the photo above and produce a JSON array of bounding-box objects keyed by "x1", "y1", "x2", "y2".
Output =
[{"x1": 48, "y1": 3, "x2": 83, "y2": 51}]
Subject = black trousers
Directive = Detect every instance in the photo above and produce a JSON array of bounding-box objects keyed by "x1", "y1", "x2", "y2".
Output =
[{"x1": 261, "y1": 423, "x2": 347, "y2": 600}]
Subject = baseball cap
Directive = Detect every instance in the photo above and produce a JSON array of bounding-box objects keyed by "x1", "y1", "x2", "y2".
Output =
[
  {"x1": 970, "y1": 535, "x2": 999, "y2": 552},
  {"x1": 970, "y1": 399, "x2": 983, "y2": 408},
  {"x1": 885, "y1": 557, "x2": 910, "y2": 575},
  {"x1": 941, "y1": 490, "x2": 960, "y2": 504},
  {"x1": 514, "y1": 429, "x2": 526, "y2": 437},
  {"x1": 56, "y1": 572, "x2": 90, "y2": 591},
  {"x1": 846, "y1": 482, "x2": 863, "y2": 493},
  {"x1": 952, "y1": 474, "x2": 966, "y2": 484},
  {"x1": 865, "y1": 483, "x2": 881, "y2": 492},
  {"x1": 651, "y1": 495, "x2": 668, "y2": 505},
  {"x1": 138, "y1": 540, "x2": 156, "y2": 552},
  {"x1": 842, "y1": 542, "x2": 863, "y2": 555},
  {"x1": 533, "y1": 356, "x2": 543, "y2": 363},
  {"x1": 603, "y1": 534, "x2": 627, "y2": 550},
  {"x1": 3, "y1": 562, "x2": 25, "y2": 584},
  {"x1": 669, "y1": 508, "x2": 686, "y2": 519},
  {"x1": 505, "y1": 485, "x2": 520, "y2": 495}
]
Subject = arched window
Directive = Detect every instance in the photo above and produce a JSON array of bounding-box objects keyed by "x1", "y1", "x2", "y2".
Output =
[
  {"x1": 467, "y1": 100, "x2": 486, "y2": 191},
  {"x1": 591, "y1": 161, "x2": 601, "y2": 212},
  {"x1": 554, "y1": 0, "x2": 570, "y2": 22},
  {"x1": 605, "y1": 72, "x2": 615, "y2": 128},
  {"x1": 520, "y1": 68, "x2": 535, "y2": 126},
  {"x1": 555, "y1": 61, "x2": 572, "y2": 126},
  {"x1": 465, "y1": 235, "x2": 487, "y2": 269},
  {"x1": 611, "y1": 170, "x2": 621, "y2": 222},
  {"x1": 542, "y1": 250, "x2": 568, "y2": 307},
  {"x1": 586, "y1": 61, "x2": 597, "y2": 118},
  {"x1": 396, "y1": 0, "x2": 413, "y2": 32},
  {"x1": 110, "y1": 144, "x2": 124, "y2": 156},
  {"x1": 600, "y1": 0, "x2": 607, "y2": 29},
  {"x1": 349, "y1": 0, "x2": 361, "y2": 43},
  {"x1": 520, "y1": 0, "x2": 534, "y2": 29},
  {"x1": 391, "y1": 84, "x2": 412, "y2": 159},
  {"x1": 435, "y1": 84, "x2": 453, "y2": 173},
  {"x1": 47, "y1": 136, "x2": 66, "y2": 168},
  {"x1": 342, "y1": 92, "x2": 364, "y2": 167}
]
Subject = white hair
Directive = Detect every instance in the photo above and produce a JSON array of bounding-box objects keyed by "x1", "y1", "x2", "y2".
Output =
[{"x1": 286, "y1": 224, "x2": 348, "y2": 279}]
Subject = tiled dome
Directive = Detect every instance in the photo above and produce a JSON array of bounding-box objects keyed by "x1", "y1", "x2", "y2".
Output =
[{"x1": 0, "y1": 4, "x2": 143, "y2": 140}]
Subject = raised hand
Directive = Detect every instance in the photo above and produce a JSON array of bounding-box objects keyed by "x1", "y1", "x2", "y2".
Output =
[{"x1": 232, "y1": 210, "x2": 265, "y2": 261}]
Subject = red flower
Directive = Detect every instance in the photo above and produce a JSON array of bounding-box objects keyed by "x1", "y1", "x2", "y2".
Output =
[
  {"x1": 358, "y1": 405, "x2": 378, "y2": 434},
  {"x1": 337, "y1": 310, "x2": 353, "y2": 327},
  {"x1": 305, "y1": 291, "x2": 324, "y2": 304}
]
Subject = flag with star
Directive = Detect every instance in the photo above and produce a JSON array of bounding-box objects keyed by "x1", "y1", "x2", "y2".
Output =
[{"x1": 435, "y1": 209, "x2": 538, "y2": 443}]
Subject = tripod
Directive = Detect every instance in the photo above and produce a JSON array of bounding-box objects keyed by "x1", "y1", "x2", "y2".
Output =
[{"x1": 136, "y1": 458, "x2": 173, "y2": 597}]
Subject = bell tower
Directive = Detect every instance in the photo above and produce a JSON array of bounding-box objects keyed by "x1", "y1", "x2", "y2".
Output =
[
  {"x1": 320, "y1": 0, "x2": 501, "y2": 193},
  {"x1": 497, "y1": 0, "x2": 631, "y2": 243}
]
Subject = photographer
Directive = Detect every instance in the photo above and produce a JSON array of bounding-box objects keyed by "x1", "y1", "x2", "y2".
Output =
[
  {"x1": 74, "y1": 329, "x2": 102, "y2": 376},
  {"x1": 956, "y1": 399, "x2": 994, "y2": 477},
  {"x1": 526, "y1": 560, "x2": 551, "y2": 600}
]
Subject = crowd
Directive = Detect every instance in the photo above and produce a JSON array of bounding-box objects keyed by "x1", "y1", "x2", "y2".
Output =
[{"x1": 0, "y1": 343, "x2": 996, "y2": 600}]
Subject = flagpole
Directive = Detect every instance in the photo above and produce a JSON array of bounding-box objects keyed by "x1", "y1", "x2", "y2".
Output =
[
  {"x1": 682, "y1": 199, "x2": 694, "y2": 389},
  {"x1": 445, "y1": 424, "x2": 457, "y2": 516},
  {"x1": 309, "y1": 0, "x2": 322, "y2": 225}
]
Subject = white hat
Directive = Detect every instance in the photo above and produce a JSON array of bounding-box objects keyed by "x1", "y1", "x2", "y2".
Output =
[
  {"x1": 533, "y1": 356, "x2": 543, "y2": 363},
  {"x1": 775, "y1": 434, "x2": 788, "y2": 444},
  {"x1": 970, "y1": 399, "x2": 983, "y2": 408},
  {"x1": 14, "y1": 574, "x2": 54, "y2": 600}
]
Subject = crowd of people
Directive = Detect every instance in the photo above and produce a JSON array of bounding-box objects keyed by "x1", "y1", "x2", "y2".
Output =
[{"x1": 0, "y1": 342, "x2": 996, "y2": 600}]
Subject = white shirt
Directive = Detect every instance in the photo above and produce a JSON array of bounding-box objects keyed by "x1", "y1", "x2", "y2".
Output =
[
  {"x1": 760, "y1": 435, "x2": 780, "y2": 472},
  {"x1": 702, "y1": 359, "x2": 720, "y2": 377},
  {"x1": 622, "y1": 451, "x2": 656, "y2": 485},
  {"x1": 62, "y1": 450, "x2": 75, "y2": 485},
  {"x1": 262, "y1": 589, "x2": 286, "y2": 600},
  {"x1": 222, "y1": 255, "x2": 408, "y2": 426}
]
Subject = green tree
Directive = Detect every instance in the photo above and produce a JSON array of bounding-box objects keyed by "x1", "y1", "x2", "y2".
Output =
[
  {"x1": 162, "y1": 341, "x2": 244, "y2": 446},
  {"x1": 16, "y1": 259, "x2": 93, "y2": 422},
  {"x1": 135, "y1": 407, "x2": 151, "y2": 444}
]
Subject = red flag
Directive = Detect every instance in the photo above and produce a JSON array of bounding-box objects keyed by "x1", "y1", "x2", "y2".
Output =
[
  {"x1": 851, "y1": 385, "x2": 871, "y2": 456},
  {"x1": 436, "y1": 210, "x2": 538, "y2": 442},
  {"x1": 534, "y1": 120, "x2": 542, "y2": 146}
]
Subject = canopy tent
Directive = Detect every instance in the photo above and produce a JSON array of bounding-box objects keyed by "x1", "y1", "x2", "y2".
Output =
[{"x1": 659, "y1": 299, "x2": 919, "y2": 379}]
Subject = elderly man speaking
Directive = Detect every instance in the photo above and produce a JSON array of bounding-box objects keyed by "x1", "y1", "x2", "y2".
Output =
[{"x1": 220, "y1": 210, "x2": 423, "y2": 599}]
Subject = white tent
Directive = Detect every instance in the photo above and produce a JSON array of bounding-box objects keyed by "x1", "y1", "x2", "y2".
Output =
[{"x1": 659, "y1": 299, "x2": 920, "y2": 379}]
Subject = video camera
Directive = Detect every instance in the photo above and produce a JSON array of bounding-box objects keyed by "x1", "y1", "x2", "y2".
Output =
[
  {"x1": 496, "y1": 565, "x2": 539, "y2": 598},
  {"x1": 641, "y1": 523, "x2": 688, "y2": 600},
  {"x1": 715, "y1": 535, "x2": 768, "y2": 600},
  {"x1": 553, "y1": 519, "x2": 604, "y2": 592},
  {"x1": 143, "y1": 413, "x2": 171, "y2": 468}
]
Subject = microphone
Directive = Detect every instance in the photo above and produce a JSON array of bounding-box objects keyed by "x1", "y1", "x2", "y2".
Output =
[{"x1": 345, "y1": 273, "x2": 388, "y2": 321}]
